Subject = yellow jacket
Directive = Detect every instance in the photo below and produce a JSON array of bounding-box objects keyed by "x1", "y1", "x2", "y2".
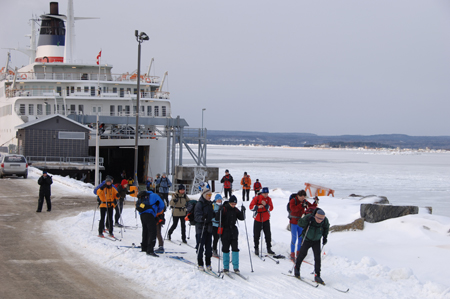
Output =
[{"x1": 97, "y1": 187, "x2": 119, "y2": 208}]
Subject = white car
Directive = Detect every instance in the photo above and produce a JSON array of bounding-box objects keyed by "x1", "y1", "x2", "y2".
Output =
[{"x1": 0, "y1": 154, "x2": 29, "y2": 179}]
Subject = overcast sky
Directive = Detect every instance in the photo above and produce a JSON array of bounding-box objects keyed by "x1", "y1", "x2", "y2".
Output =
[{"x1": 2, "y1": 0, "x2": 450, "y2": 136}]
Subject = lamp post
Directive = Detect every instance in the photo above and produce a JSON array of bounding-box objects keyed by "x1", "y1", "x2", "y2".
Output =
[
  {"x1": 202, "y1": 108, "x2": 206, "y2": 134},
  {"x1": 133, "y1": 30, "x2": 149, "y2": 188}
]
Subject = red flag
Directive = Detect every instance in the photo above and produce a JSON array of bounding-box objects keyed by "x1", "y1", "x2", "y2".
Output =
[{"x1": 96, "y1": 50, "x2": 102, "y2": 65}]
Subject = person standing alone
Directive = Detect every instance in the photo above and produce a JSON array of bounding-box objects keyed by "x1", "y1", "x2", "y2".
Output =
[
  {"x1": 249, "y1": 187, "x2": 275, "y2": 255},
  {"x1": 37, "y1": 171, "x2": 53, "y2": 212},
  {"x1": 220, "y1": 169, "x2": 234, "y2": 199},
  {"x1": 240, "y1": 172, "x2": 251, "y2": 201}
]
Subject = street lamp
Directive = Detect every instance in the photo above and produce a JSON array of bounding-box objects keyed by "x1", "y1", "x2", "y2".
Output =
[
  {"x1": 133, "y1": 30, "x2": 149, "y2": 188},
  {"x1": 202, "y1": 108, "x2": 206, "y2": 133}
]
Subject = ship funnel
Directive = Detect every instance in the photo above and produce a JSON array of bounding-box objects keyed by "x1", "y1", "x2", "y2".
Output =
[
  {"x1": 50, "y1": 2, "x2": 59, "y2": 15},
  {"x1": 35, "y1": 2, "x2": 66, "y2": 63}
]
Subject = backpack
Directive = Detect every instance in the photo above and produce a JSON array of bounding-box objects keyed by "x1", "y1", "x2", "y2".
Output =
[
  {"x1": 136, "y1": 191, "x2": 158, "y2": 213},
  {"x1": 184, "y1": 199, "x2": 198, "y2": 225},
  {"x1": 287, "y1": 193, "x2": 297, "y2": 219}
]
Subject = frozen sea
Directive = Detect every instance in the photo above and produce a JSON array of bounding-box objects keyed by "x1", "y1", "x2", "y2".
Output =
[{"x1": 183, "y1": 145, "x2": 450, "y2": 217}]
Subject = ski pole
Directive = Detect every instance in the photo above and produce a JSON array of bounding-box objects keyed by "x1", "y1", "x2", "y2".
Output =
[
  {"x1": 218, "y1": 207, "x2": 222, "y2": 273},
  {"x1": 164, "y1": 209, "x2": 173, "y2": 240},
  {"x1": 196, "y1": 221, "x2": 206, "y2": 262},
  {"x1": 242, "y1": 203, "x2": 254, "y2": 272},
  {"x1": 187, "y1": 223, "x2": 191, "y2": 240},
  {"x1": 289, "y1": 223, "x2": 311, "y2": 274},
  {"x1": 260, "y1": 210, "x2": 264, "y2": 258},
  {"x1": 118, "y1": 200, "x2": 124, "y2": 239},
  {"x1": 91, "y1": 201, "x2": 98, "y2": 231}
]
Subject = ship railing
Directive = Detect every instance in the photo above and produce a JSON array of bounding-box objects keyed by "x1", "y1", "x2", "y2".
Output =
[
  {"x1": 6, "y1": 89, "x2": 166, "y2": 100},
  {"x1": 26, "y1": 156, "x2": 104, "y2": 166},
  {"x1": 14, "y1": 71, "x2": 160, "y2": 83}
]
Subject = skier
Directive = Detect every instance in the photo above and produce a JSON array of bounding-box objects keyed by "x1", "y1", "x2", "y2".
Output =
[
  {"x1": 145, "y1": 176, "x2": 155, "y2": 192},
  {"x1": 168, "y1": 184, "x2": 190, "y2": 243},
  {"x1": 115, "y1": 179, "x2": 135, "y2": 226},
  {"x1": 36, "y1": 171, "x2": 53, "y2": 212},
  {"x1": 212, "y1": 194, "x2": 223, "y2": 257},
  {"x1": 253, "y1": 179, "x2": 262, "y2": 198},
  {"x1": 137, "y1": 190, "x2": 165, "y2": 257},
  {"x1": 97, "y1": 177, "x2": 120, "y2": 238},
  {"x1": 217, "y1": 195, "x2": 245, "y2": 273},
  {"x1": 194, "y1": 188, "x2": 215, "y2": 271},
  {"x1": 220, "y1": 169, "x2": 234, "y2": 199},
  {"x1": 289, "y1": 190, "x2": 317, "y2": 261},
  {"x1": 249, "y1": 187, "x2": 275, "y2": 255},
  {"x1": 240, "y1": 172, "x2": 252, "y2": 201},
  {"x1": 294, "y1": 208, "x2": 330, "y2": 284},
  {"x1": 155, "y1": 204, "x2": 166, "y2": 253},
  {"x1": 155, "y1": 173, "x2": 172, "y2": 207}
]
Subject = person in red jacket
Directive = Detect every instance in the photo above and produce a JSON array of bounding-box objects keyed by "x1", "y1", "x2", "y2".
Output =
[
  {"x1": 220, "y1": 169, "x2": 234, "y2": 199},
  {"x1": 289, "y1": 190, "x2": 318, "y2": 261},
  {"x1": 253, "y1": 179, "x2": 262, "y2": 198},
  {"x1": 249, "y1": 187, "x2": 274, "y2": 255}
]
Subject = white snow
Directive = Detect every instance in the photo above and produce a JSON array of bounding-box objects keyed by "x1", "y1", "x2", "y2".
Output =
[{"x1": 33, "y1": 146, "x2": 450, "y2": 299}]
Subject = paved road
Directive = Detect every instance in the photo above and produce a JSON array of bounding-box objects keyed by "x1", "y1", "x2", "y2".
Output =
[{"x1": 0, "y1": 177, "x2": 148, "y2": 299}]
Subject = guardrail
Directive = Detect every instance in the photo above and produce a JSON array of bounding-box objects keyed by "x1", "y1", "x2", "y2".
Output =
[{"x1": 26, "y1": 156, "x2": 104, "y2": 166}]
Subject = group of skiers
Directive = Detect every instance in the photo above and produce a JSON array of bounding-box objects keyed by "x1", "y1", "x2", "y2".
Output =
[{"x1": 93, "y1": 168, "x2": 330, "y2": 283}]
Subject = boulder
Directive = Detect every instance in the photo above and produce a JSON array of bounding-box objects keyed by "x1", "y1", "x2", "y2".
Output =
[
  {"x1": 360, "y1": 204, "x2": 419, "y2": 223},
  {"x1": 359, "y1": 195, "x2": 390, "y2": 204},
  {"x1": 330, "y1": 218, "x2": 364, "y2": 232}
]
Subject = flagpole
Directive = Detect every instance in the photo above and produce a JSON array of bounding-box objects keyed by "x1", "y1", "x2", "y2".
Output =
[{"x1": 97, "y1": 49, "x2": 101, "y2": 97}]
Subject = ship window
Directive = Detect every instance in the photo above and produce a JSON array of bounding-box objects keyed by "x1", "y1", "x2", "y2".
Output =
[
  {"x1": 162, "y1": 106, "x2": 166, "y2": 117},
  {"x1": 84, "y1": 86, "x2": 89, "y2": 93},
  {"x1": 59, "y1": 132, "x2": 85, "y2": 140},
  {"x1": 133, "y1": 106, "x2": 137, "y2": 114},
  {"x1": 127, "y1": 88, "x2": 131, "y2": 95},
  {"x1": 154, "y1": 106, "x2": 159, "y2": 117},
  {"x1": 28, "y1": 104, "x2": 34, "y2": 115},
  {"x1": 113, "y1": 87, "x2": 117, "y2": 94},
  {"x1": 19, "y1": 104, "x2": 25, "y2": 115},
  {"x1": 70, "y1": 86, "x2": 74, "y2": 94},
  {"x1": 125, "y1": 105, "x2": 130, "y2": 115},
  {"x1": 81, "y1": 73, "x2": 88, "y2": 80},
  {"x1": 46, "y1": 104, "x2": 51, "y2": 115},
  {"x1": 93, "y1": 107, "x2": 96, "y2": 113},
  {"x1": 118, "y1": 105, "x2": 123, "y2": 115},
  {"x1": 147, "y1": 106, "x2": 152, "y2": 116},
  {"x1": 110, "y1": 105, "x2": 115, "y2": 116},
  {"x1": 90, "y1": 87, "x2": 95, "y2": 96},
  {"x1": 77, "y1": 87, "x2": 81, "y2": 92},
  {"x1": 70, "y1": 105, "x2": 76, "y2": 114},
  {"x1": 134, "y1": 88, "x2": 137, "y2": 94},
  {"x1": 57, "y1": 86, "x2": 62, "y2": 96},
  {"x1": 37, "y1": 104, "x2": 43, "y2": 115},
  {"x1": 66, "y1": 86, "x2": 70, "y2": 96},
  {"x1": 120, "y1": 88, "x2": 124, "y2": 97},
  {"x1": 78, "y1": 105, "x2": 84, "y2": 114},
  {"x1": 98, "y1": 107, "x2": 101, "y2": 113},
  {"x1": 140, "y1": 106, "x2": 144, "y2": 115}
]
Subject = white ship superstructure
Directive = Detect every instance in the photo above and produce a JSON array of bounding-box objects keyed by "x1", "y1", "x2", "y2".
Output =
[{"x1": 0, "y1": 1, "x2": 196, "y2": 184}]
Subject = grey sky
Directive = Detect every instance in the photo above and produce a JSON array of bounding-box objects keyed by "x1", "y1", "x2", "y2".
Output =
[{"x1": 2, "y1": 0, "x2": 450, "y2": 136}]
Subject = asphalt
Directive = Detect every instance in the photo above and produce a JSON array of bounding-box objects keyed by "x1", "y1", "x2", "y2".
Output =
[{"x1": 0, "y1": 176, "x2": 149, "y2": 299}]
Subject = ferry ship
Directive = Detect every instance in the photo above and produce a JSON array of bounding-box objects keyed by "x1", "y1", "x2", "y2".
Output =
[{"x1": 0, "y1": 1, "x2": 210, "y2": 186}]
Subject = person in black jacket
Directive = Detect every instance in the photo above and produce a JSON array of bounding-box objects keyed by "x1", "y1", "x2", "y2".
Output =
[
  {"x1": 194, "y1": 188, "x2": 214, "y2": 271},
  {"x1": 216, "y1": 195, "x2": 245, "y2": 273},
  {"x1": 37, "y1": 171, "x2": 53, "y2": 212},
  {"x1": 220, "y1": 169, "x2": 234, "y2": 199},
  {"x1": 115, "y1": 179, "x2": 135, "y2": 226}
]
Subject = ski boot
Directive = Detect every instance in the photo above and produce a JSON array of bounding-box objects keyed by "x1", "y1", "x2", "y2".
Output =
[
  {"x1": 315, "y1": 274, "x2": 325, "y2": 285},
  {"x1": 267, "y1": 248, "x2": 275, "y2": 255},
  {"x1": 254, "y1": 247, "x2": 259, "y2": 256}
]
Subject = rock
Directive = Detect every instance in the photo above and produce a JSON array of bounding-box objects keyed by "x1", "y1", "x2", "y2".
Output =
[
  {"x1": 359, "y1": 195, "x2": 390, "y2": 204},
  {"x1": 425, "y1": 206, "x2": 433, "y2": 214},
  {"x1": 360, "y1": 204, "x2": 419, "y2": 223},
  {"x1": 349, "y1": 194, "x2": 364, "y2": 197},
  {"x1": 330, "y1": 218, "x2": 364, "y2": 232}
]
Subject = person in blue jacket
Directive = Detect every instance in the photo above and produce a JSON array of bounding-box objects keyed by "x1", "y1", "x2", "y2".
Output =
[
  {"x1": 137, "y1": 190, "x2": 165, "y2": 257},
  {"x1": 212, "y1": 194, "x2": 223, "y2": 257},
  {"x1": 194, "y1": 188, "x2": 215, "y2": 271},
  {"x1": 155, "y1": 173, "x2": 172, "y2": 207}
]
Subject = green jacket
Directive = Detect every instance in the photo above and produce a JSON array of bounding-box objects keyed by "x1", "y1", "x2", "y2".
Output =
[
  {"x1": 169, "y1": 191, "x2": 190, "y2": 217},
  {"x1": 298, "y1": 214, "x2": 330, "y2": 242}
]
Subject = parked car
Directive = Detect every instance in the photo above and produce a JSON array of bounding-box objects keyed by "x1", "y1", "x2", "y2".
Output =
[{"x1": 0, "y1": 154, "x2": 29, "y2": 178}]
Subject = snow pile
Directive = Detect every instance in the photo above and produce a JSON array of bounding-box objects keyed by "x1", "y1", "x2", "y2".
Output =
[{"x1": 44, "y1": 183, "x2": 450, "y2": 299}]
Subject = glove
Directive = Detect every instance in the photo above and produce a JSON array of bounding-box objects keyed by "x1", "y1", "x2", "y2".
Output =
[
  {"x1": 173, "y1": 198, "x2": 179, "y2": 203},
  {"x1": 241, "y1": 206, "x2": 246, "y2": 213},
  {"x1": 100, "y1": 186, "x2": 105, "y2": 190},
  {"x1": 309, "y1": 216, "x2": 314, "y2": 223},
  {"x1": 323, "y1": 238, "x2": 327, "y2": 245}
]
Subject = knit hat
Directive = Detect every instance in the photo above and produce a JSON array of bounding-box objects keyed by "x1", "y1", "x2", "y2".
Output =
[
  {"x1": 214, "y1": 194, "x2": 223, "y2": 202},
  {"x1": 244, "y1": 172, "x2": 247, "y2": 175},
  {"x1": 261, "y1": 187, "x2": 269, "y2": 194},
  {"x1": 316, "y1": 208, "x2": 325, "y2": 216},
  {"x1": 121, "y1": 179, "x2": 128, "y2": 187},
  {"x1": 43, "y1": 171, "x2": 47, "y2": 174},
  {"x1": 201, "y1": 188, "x2": 212, "y2": 197},
  {"x1": 229, "y1": 195, "x2": 237, "y2": 203},
  {"x1": 178, "y1": 184, "x2": 186, "y2": 190},
  {"x1": 105, "y1": 176, "x2": 113, "y2": 183},
  {"x1": 225, "y1": 169, "x2": 229, "y2": 173}
]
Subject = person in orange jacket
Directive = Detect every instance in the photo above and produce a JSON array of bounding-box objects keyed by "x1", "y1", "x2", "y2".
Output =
[
  {"x1": 249, "y1": 187, "x2": 274, "y2": 255},
  {"x1": 240, "y1": 172, "x2": 252, "y2": 201},
  {"x1": 97, "y1": 176, "x2": 120, "y2": 238}
]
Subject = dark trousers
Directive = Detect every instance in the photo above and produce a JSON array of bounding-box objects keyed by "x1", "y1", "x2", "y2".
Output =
[
  {"x1": 196, "y1": 230, "x2": 213, "y2": 266},
  {"x1": 242, "y1": 189, "x2": 250, "y2": 201},
  {"x1": 295, "y1": 240, "x2": 322, "y2": 276},
  {"x1": 160, "y1": 193, "x2": 169, "y2": 207},
  {"x1": 224, "y1": 188, "x2": 232, "y2": 199},
  {"x1": 169, "y1": 216, "x2": 186, "y2": 241},
  {"x1": 37, "y1": 192, "x2": 51, "y2": 212},
  {"x1": 114, "y1": 200, "x2": 124, "y2": 224},
  {"x1": 140, "y1": 213, "x2": 157, "y2": 253},
  {"x1": 221, "y1": 230, "x2": 239, "y2": 253},
  {"x1": 156, "y1": 224, "x2": 163, "y2": 247},
  {"x1": 212, "y1": 226, "x2": 221, "y2": 251},
  {"x1": 99, "y1": 207, "x2": 114, "y2": 235},
  {"x1": 253, "y1": 220, "x2": 272, "y2": 249}
]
